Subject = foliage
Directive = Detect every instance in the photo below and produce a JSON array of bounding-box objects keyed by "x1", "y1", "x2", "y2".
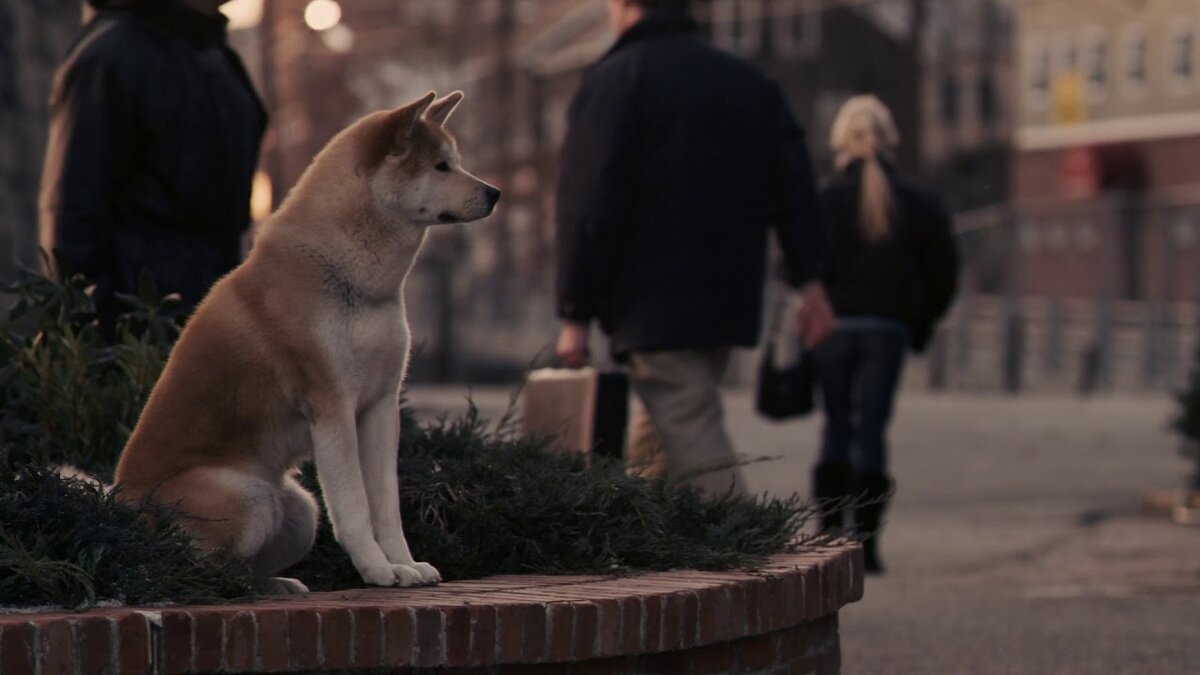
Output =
[
  {"x1": 0, "y1": 268, "x2": 829, "y2": 607},
  {"x1": 286, "y1": 406, "x2": 829, "y2": 590},
  {"x1": 0, "y1": 265, "x2": 182, "y2": 480},
  {"x1": 0, "y1": 461, "x2": 256, "y2": 609}
]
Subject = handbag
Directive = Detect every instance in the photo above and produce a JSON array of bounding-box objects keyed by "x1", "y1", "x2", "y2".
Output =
[
  {"x1": 522, "y1": 367, "x2": 629, "y2": 460},
  {"x1": 755, "y1": 296, "x2": 818, "y2": 420}
]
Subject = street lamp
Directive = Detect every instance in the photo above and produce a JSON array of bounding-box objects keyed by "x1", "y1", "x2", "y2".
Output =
[{"x1": 303, "y1": 0, "x2": 341, "y2": 31}]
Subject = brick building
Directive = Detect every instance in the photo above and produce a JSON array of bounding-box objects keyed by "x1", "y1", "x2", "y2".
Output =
[{"x1": 1008, "y1": 0, "x2": 1200, "y2": 302}]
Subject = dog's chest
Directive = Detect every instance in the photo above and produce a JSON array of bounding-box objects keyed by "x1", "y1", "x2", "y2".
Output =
[{"x1": 327, "y1": 304, "x2": 410, "y2": 400}]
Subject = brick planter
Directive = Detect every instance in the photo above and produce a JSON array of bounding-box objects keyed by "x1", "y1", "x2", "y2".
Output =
[{"x1": 0, "y1": 546, "x2": 862, "y2": 675}]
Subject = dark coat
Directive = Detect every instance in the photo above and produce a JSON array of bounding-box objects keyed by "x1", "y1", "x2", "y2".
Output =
[
  {"x1": 39, "y1": 0, "x2": 266, "y2": 327},
  {"x1": 555, "y1": 13, "x2": 825, "y2": 357},
  {"x1": 819, "y1": 160, "x2": 959, "y2": 352}
]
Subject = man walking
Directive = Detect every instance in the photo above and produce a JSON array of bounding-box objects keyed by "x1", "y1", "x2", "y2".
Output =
[
  {"x1": 39, "y1": 0, "x2": 266, "y2": 332},
  {"x1": 555, "y1": 0, "x2": 834, "y2": 493}
]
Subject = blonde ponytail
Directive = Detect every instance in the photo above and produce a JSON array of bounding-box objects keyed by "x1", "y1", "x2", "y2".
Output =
[{"x1": 829, "y1": 95, "x2": 901, "y2": 243}]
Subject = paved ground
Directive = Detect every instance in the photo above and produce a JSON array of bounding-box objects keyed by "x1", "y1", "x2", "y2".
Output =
[{"x1": 407, "y1": 385, "x2": 1200, "y2": 675}]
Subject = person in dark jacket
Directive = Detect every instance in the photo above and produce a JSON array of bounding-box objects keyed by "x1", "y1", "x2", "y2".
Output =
[
  {"x1": 555, "y1": 0, "x2": 835, "y2": 494},
  {"x1": 810, "y1": 95, "x2": 959, "y2": 573},
  {"x1": 39, "y1": 0, "x2": 266, "y2": 332}
]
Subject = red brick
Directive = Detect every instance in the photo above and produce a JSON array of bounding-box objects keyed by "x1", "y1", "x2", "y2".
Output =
[
  {"x1": 518, "y1": 603, "x2": 547, "y2": 662},
  {"x1": 618, "y1": 597, "x2": 641, "y2": 655},
  {"x1": 789, "y1": 655, "x2": 818, "y2": 674},
  {"x1": 468, "y1": 605, "x2": 497, "y2": 665},
  {"x1": 383, "y1": 607, "x2": 416, "y2": 667},
  {"x1": 287, "y1": 609, "x2": 321, "y2": 671},
  {"x1": 757, "y1": 577, "x2": 780, "y2": 633},
  {"x1": 847, "y1": 546, "x2": 865, "y2": 603},
  {"x1": 414, "y1": 607, "x2": 445, "y2": 667},
  {"x1": 116, "y1": 613, "x2": 150, "y2": 675},
  {"x1": 494, "y1": 604, "x2": 529, "y2": 663},
  {"x1": 321, "y1": 607, "x2": 353, "y2": 670},
  {"x1": 255, "y1": 609, "x2": 290, "y2": 673},
  {"x1": 159, "y1": 611, "x2": 192, "y2": 675},
  {"x1": 192, "y1": 612, "x2": 225, "y2": 674},
  {"x1": 444, "y1": 606, "x2": 472, "y2": 667},
  {"x1": 741, "y1": 580, "x2": 761, "y2": 636},
  {"x1": 595, "y1": 599, "x2": 621, "y2": 658},
  {"x1": 660, "y1": 594, "x2": 681, "y2": 653},
  {"x1": 803, "y1": 568, "x2": 822, "y2": 622},
  {"x1": 2, "y1": 622, "x2": 37, "y2": 675},
  {"x1": 352, "y1": 608, "x2": 383, "y2": 669},
  {"x1": 640, "y1": 648, "x2": 692, "y2": 674},
  {"x1": 39, "y1": 619, "x2": 75, "y2": 675},
  {"x1": 573, "y1": 602, "x2": 599, "y2": 661},
  {"x1": 571, "y1": 655, "x2": 637, "y2": 675},
  {"x1": 641, "y1": 595, "x2": 662, "y2": 653},
  {"x1": 690, "y1": 642, "x2": 736, "y2": 675},
  {"x1": 224, "y1": 611, "x2": 256, "y2": 673},
  {"x1": 681, "y1": 591, "x2": 700, "y2": 649},
  {"x1": 697, "y1": 588, "x2": 719, "y2": 645},
  {"x1": 737, "y1": 632, "x2": 779, "y2": 671},
  {"x1": 77, "y1": 617, "x2": 114, "y2": 675},
  {"x1": 497, "y1": 664, "x2": 571, "y2": 675},
  {"x1": 545, "y1": 604, "x2": 574, "y2": 662},
  {"x1": 815, "y1": 642, "x2": 840, "y2": 675},
  {"x1": 726, "y1": 584, "x2": 747, "y2": 640}
]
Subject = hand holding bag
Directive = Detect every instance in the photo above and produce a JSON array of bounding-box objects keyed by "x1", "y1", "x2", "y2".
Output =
[{"x1": 755, "y1": 295, "x2": 818, "y2": 420}]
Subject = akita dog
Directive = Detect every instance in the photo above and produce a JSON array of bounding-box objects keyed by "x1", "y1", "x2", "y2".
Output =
[{"x1": 114, "y1": 91, "x2": 500, "y2": 593}]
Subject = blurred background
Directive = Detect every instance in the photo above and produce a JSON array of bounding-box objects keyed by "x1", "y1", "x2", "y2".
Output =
[{"x1": 5, "y1": 0, "x2": 1199, "y2": 392}]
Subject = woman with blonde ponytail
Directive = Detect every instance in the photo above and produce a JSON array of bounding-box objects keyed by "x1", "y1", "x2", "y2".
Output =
[{"x1": 809, "y1": 96, "x2": 959, "y2": 574}]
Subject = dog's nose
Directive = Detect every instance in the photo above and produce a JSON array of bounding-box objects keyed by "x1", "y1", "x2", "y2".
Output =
[{"x1": 484, "y1": 186, "x2": 501, "y2": 208}]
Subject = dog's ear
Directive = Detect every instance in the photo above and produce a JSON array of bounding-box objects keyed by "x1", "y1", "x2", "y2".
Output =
[
  {"x1": 387, "y1": 91, "x2": 437, "y2": 141},
  {"x1": 424, "y1": 91, "x2": 464, "y2": 127}
]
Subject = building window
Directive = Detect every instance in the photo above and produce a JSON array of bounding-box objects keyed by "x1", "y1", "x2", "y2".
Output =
[
  {"x1": 1054, "y1": 32, "x2": 1077, "y2": 73},
  {"x1": 1025, "y1": 38, "x2": 1051, "y2": 110},
  {"x1": 712, "y1": 0, "x2": 764, "y2": 57},
  {"x1": 941, "y1": 76, "x2": 959, "y2": 125},
  {"x1": 1083, "y1": 26, "x2": 1110, "y2": 102},
  {"x1": 979, "y1": 75, "x2": 998, "y2": 123},
  {"x1": 1168, "y1": 22, "x2": 1197, "y2": 93},
  {"x1": 770, "y1": 0, "x2": 820, "y2": 58},
  {"x1": 1120, "y1": 23, "x2": 1149, "y2": 99}
]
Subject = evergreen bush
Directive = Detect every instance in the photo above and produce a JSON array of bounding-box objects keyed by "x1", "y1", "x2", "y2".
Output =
[{"x1": 1, "y1": 269, "x2": 830, "y2": 608}]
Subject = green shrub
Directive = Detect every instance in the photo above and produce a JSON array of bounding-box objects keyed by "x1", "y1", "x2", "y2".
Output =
[
  {"x1": 0, "y1": 266, "x2": 181, "y2": 481},
  {"x1": 0, "y1": 268, "x2": 830, "y2": 607},
  {"x1": 287, "y1": 406, "x2": 825, "y2": 590},
  {"x1": 0, "y1": 461, "x2": 256, "y2": 609}
]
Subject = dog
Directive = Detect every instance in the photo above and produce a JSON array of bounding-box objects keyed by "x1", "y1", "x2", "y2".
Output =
[{"x1": 113, "y1": 91, "x2": 500, "y2": 593}]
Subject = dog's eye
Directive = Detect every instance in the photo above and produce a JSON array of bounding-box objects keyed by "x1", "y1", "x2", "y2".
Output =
[{"x1": 435, "y1": 161, "x2": 450, "y2": 172}]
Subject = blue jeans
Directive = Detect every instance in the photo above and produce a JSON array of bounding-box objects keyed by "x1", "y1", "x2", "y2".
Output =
[{"x1": 811, "y1": 326, "x2": 907, "y2": 475}]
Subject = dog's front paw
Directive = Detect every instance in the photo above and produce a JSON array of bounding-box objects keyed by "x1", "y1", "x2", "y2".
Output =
[
  {"x1": 409, "y1": 561, "x2": 442, "y2": 585},
  {"x1": 360, "y1": 563, "x2": 441, "y2": 587}
]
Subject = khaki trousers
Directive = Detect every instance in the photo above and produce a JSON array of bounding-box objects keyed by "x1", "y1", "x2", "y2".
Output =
[{"x1": 626, "y1": 349, "x2": 748, "y2": 496}]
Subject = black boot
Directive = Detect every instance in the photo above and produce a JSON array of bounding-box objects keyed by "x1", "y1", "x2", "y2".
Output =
[
  {"x1": 812, "y1": 461, "x2": 853, "y2": 532},
  {"x1": 853, "y1": 472, "x2": 894, "y2": 574}
]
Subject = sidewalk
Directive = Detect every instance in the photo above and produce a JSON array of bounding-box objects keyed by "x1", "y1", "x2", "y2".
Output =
[{"x1": 407, "y1": 385, "x2": 1200, "y2": 674}]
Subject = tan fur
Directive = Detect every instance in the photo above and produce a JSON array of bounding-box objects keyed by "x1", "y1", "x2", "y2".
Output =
[{"x1": 114, "y1": 92, "x2": 499, "y2": 592}]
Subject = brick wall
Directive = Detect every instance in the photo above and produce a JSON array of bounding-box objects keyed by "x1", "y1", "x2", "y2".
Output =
[{"x1": 0, "y1": 548, "x2": 861, "y2": 675}]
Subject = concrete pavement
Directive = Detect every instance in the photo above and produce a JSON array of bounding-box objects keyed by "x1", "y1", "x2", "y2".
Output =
[{"x1": 407, "y1": 385, "x2": 1200, "y2": 674}]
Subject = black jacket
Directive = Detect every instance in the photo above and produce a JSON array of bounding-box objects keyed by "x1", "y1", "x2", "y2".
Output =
[
  {"x1": 820, "y1": 160, "x2": 959, "y2": 351},
  {"x1": 555, "y1": 13, "x2": 824, "y2": 356},
  {"x1": 39, "y1": 0, "x2": 266, "y2": 326}
]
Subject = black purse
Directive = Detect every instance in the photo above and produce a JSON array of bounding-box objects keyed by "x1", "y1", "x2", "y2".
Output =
[{"x1": 755, "y1": 299, "x2": 818, "y2": 420}]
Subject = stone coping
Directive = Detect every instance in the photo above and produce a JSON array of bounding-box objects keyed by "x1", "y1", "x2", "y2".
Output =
[{"x1": 0, "y1": 546, "x2": 862, "y2": 674}]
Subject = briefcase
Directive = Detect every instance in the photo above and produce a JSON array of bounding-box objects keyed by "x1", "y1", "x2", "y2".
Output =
[{"x1": 522, "y1": 367, "x2": 629, "y2": 460}]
